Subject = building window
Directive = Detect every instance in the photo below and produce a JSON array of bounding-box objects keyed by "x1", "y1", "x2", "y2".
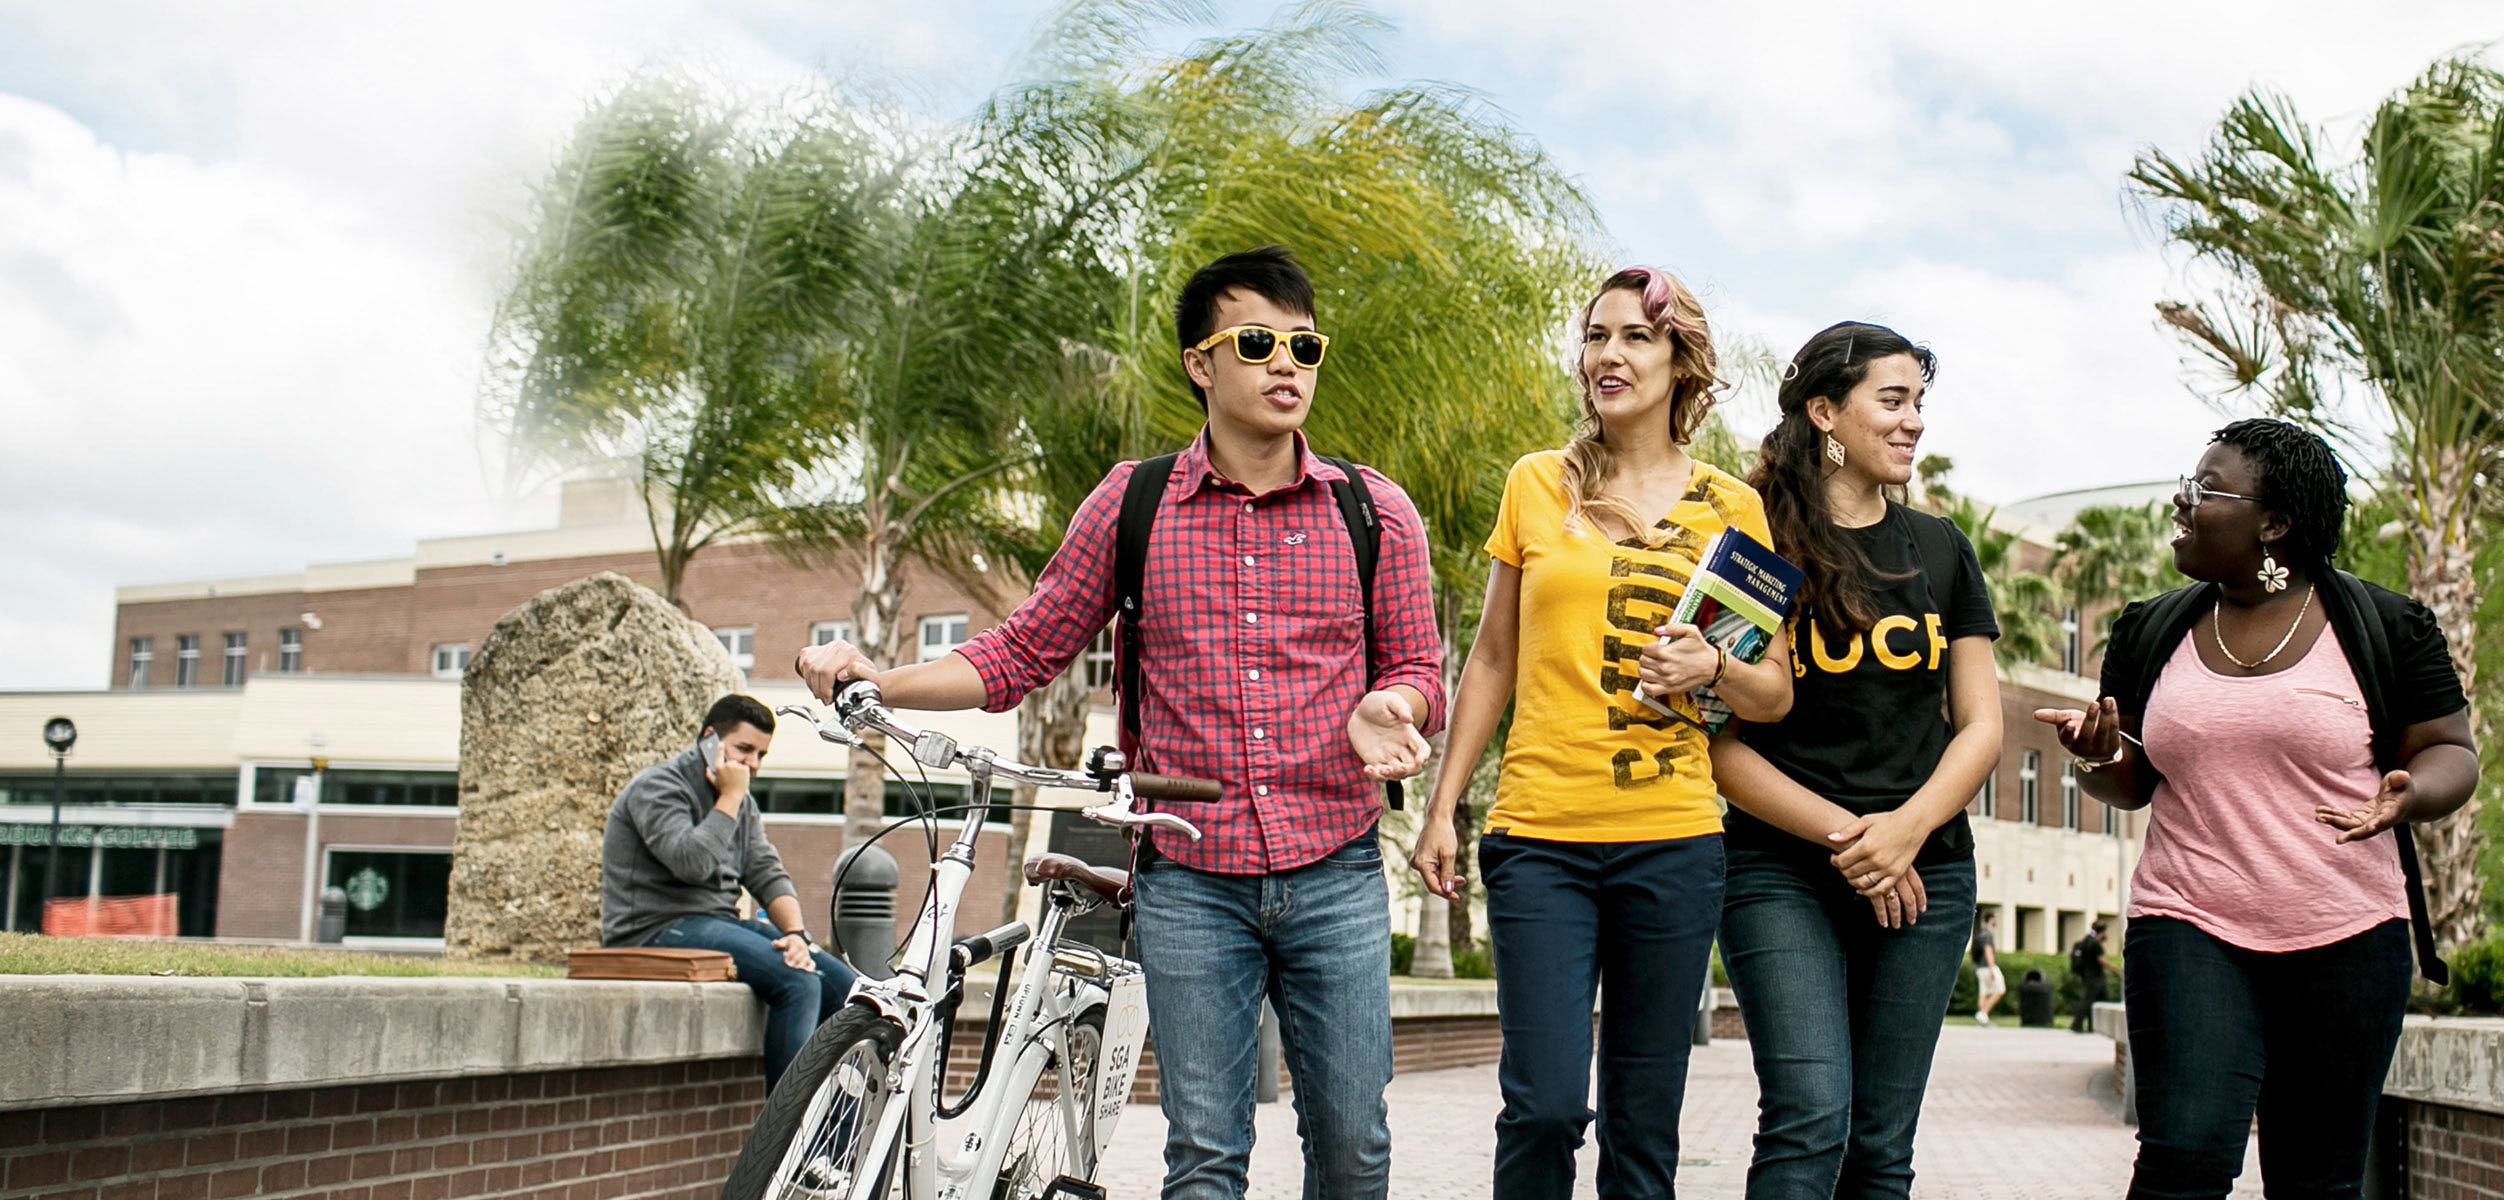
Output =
[
  {"x1": 431, "y1": 644, "x2": 470, "y2": 679},
  {"x1": 325, "y1": 849, "x2": 452, "y2": 939},
  {"x1": 2061, "y1": 760, "x2": 2080, "y2": 830},
  {"x1": 810, "y1": 620, "x2": 854, "y2": 647},
  {"x1": 2020, "y1": 750, "x2": 2040, "y2": 825},
  {"x1": 1083, "y1": 628, "x2": 1116, "y2": 690},
  {"x1": 714, "y1": 627, "x2": 755, "y2": 680},
  {"x1": 222, "y1": 632, "x2": 247, "y2": 687},
  {"x1": 279, "y1": 628, "x2": 302, "y2": 673},
  {"x1": 128, "y1": 638, "x2": 153, "y2": 689},
  {"x1": 2061, "y1": 605, "x2": 2082, "y2": 674},
  {"x1": 175, "y1": 634, "x2": 199, "y2": 688},
  {"x1": 919, "y1": 614, "x2": 970, "y2": 662},
  {"x1": 1978, "y1": 768, "x2": 1997, "y2": 819}
]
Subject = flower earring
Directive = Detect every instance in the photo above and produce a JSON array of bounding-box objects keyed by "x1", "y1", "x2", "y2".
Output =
[
  {"x1": 2257, "y1": 550, "x2": 2288, "y2": 593},
  {"x1": 1825, "y1": 435, "x2": 1847, "y2": 468}
]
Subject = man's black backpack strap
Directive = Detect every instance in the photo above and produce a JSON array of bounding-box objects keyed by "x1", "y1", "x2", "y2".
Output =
[
  {"x1": 1316, "y1": 455, "x2": 1401, "y2": 810},
  {"x1": 1113, "y1": 454, "x2": 1183, "y2": 761},
  {"x1": 1110, "y1": 452, "x2": 1402, "y2": 810}
]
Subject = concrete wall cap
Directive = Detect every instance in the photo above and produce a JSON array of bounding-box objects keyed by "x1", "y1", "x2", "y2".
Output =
[
  {"x1": 0, "y1": 974, "x2": 764, "y2": 1111},
  {"x1": 2386, "y1": 1015, "x2": 2504, "y2": 1117}
]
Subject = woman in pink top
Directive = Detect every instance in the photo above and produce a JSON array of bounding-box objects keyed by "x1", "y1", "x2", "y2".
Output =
[{"x1": 2036, "y1": 419, "x2": 2477, "y2": 1200}]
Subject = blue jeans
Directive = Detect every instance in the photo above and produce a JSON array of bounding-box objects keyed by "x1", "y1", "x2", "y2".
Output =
[
  {"x1": 1132, "y1": 830, "x2": 1393, "y2": 1200},
  {"x1": 2123, "y1": 916, "x2": 2410, "y2": 1200},
  {"x1": 1718, "y1": 849, "x2": 1976, "y2": 1199},
  {"x1": 650, "y1": 914, "x2": 857, "y2": 1090},
  {"x1": 1480, "y1": 831, "x2": 1725, "y2": 1200}
]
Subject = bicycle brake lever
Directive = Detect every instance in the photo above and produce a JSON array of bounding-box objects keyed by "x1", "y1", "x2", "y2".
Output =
[{"x1": 773, "y1": 704, "x2": 860, "y2": 747}]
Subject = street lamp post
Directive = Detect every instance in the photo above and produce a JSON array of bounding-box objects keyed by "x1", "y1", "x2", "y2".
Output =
[{"x1": 39, "y1": 717, "x2": 77, "y2": 934}]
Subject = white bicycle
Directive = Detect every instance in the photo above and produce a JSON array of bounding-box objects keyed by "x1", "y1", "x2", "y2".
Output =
[{"x1": 719, "y1": 681, "x2": 1211, "y2": 1200}]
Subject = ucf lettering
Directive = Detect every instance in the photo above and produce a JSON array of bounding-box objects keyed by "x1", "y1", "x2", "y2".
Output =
[{"x1": 1792, "y1": 614, "x2": 1949, "y2": 676}]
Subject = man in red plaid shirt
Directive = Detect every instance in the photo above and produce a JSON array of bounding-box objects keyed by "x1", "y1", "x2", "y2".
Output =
[{"x1": 799, "y1": 246, "x2": 1445, "y2": 1199}]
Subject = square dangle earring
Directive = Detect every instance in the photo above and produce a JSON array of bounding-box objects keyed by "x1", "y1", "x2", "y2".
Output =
[{"x1": 1825, "y1": 435, "x2": 1847, "y2": 468}]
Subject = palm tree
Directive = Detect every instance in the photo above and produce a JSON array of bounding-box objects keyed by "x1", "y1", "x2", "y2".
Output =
[
  {"x1": 1933, "y1": 494, "x2": 2062, "y2": 674},
  {"x1": 484, "y1": 75, "x2": 904, "y2": 604},
  {"x1": 2129, "y1": 57, "x2": 2504, "y2": 948},
  {"x1": 2053, "y1": 502, "x2": 2176, "y2": 656}
]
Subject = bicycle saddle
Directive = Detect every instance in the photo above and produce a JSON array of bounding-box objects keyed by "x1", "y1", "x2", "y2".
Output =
[{"x1": 1023, "y1": 852, "x2": 1131, "y2": 907}]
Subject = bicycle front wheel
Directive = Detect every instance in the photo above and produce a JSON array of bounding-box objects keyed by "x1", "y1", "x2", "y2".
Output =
[
  {"x1": 992, "y1": 1004, "x2": 1105, "y2": 1200},
  {"x1": 720, "y1": 1006, "x2": 905, "y2": 1200}
]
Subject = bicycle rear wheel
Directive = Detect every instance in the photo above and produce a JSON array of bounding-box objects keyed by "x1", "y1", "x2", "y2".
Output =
[
  {"x1": 991, "y1": 1004, "x2": 1105, "y2": 1200},
  {"x1": 720, "y1": 1006, "x2": 905, "y2": 1200}
]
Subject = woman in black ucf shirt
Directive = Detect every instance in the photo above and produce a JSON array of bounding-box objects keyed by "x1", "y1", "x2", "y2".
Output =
[{"x1": 1710, "y1": 323, "x2": 2005, "y2": 1198}]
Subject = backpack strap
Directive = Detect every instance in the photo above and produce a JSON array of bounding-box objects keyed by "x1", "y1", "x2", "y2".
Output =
[
  {"x1": 1114, "y1": 454, "x2": 1181, "y2": 762},
  {"x1": 2330, "y1": 571, "x2": 2449, "y2": 986},
  {"x1": 1318, "y1": 455, "x2": 1401, "y2": 810}
]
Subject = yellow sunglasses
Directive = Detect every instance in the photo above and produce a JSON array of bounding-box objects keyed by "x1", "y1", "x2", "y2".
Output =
[{"x1": 1191, "y1": 324, "x2": 1330, "y2": 369}]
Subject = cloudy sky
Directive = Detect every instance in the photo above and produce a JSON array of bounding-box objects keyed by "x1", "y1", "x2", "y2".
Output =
[{"x1": 1, "y1": 1, "x2": 2497, "y2": 689}]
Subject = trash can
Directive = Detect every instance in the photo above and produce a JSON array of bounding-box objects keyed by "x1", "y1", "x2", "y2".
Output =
[
  {"x1": 316, "y1": 886, "x2": 349, "y2": 943},
  {"x1": 831, "y1": 844, "x2": 899, "y2": 979},
  {"x1": 2016, "y1": 968, "x2": 2055, "y2": 1027}
]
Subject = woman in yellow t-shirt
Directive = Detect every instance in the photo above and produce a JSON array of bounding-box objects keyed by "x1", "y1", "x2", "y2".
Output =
[{"x1": 1410, "y1": 267, "x2": 1794, "y2": 1199}]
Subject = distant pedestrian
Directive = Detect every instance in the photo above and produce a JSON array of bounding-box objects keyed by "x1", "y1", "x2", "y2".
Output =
[
  {"x1": 2038, "y1": 418, "x2": 2479, "y2": 1198},
  {"x1": 2068, "y1": 922, "x2": 2109, "y2": 1032},
  {"x1": 1972, "y1": 910, "x2": 2006, "y2": 1026}
]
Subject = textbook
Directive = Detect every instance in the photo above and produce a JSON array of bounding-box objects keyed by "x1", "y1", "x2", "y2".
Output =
[{"x1": 1638, "y1": 527, "x2": 1804, "y2": 734}]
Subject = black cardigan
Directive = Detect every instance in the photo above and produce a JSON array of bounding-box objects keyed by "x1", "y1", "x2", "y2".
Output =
[{"x1": 2098, "y1": 570, "x2": 2467, "y2": 983}]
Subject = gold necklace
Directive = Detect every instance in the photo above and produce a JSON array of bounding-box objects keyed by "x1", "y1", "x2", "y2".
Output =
[{"x1": 2211, "y1": 583, "x2": 2315, "y2": 670}]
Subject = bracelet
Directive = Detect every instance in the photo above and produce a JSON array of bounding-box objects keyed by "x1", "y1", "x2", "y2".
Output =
[
  {"x1": 2072, "y1": 745, "x2": 2127, "y2": 772},
  {"x1": 1709, "y1": 643, "x2": 1728, "y2": 687}
]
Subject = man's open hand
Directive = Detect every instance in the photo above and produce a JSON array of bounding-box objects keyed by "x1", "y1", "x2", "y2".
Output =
[{"x1": 1348, "y1": 689, "x2": 1431, "y2": 782}]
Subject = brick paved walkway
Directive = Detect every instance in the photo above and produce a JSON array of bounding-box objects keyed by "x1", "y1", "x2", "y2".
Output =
[{"x1": 1096, "y1": 1025, "x2": 2263, "y2": 1197}]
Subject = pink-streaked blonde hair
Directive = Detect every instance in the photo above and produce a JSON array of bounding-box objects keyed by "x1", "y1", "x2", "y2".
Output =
[{"x1": 1562, "y1": 266, "x2": 1722, "y2": 538}]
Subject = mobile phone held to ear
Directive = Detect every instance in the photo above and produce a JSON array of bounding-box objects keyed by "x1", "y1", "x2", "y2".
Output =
[{"x1": 698, "y1": 729, "x2": 722, "y2": 770}]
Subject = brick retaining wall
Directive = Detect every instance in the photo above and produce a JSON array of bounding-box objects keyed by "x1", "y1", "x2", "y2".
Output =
[
  {"x1": 2401, "y1": 1102, "x2": 2504, "y2": 1200},
  {"x1": 0, "y1": 1058, "x2": 764, "y2": 1200}
]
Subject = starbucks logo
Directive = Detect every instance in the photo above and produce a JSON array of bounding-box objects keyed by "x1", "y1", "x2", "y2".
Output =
[{"x1": 345, "y1": 866, "x2": 390, "y2": 912}]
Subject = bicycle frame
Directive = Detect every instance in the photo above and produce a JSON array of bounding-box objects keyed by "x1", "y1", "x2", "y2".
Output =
[{"x1": 772, "y1": 699, "x2": 1168, "y2": 1200}]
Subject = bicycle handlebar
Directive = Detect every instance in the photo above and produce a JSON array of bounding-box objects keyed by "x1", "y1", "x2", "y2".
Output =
[
  {"x1": 1130, "y1": 773, "x2": 1224, "y2": 803},
  {"x1": 777, "y1": 684, "x2": 1208, "y2": 840}
]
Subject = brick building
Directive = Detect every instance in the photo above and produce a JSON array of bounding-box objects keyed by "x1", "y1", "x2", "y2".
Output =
[{"x1": 2, "y1": 477, "x2": 2160, "y2": 955}]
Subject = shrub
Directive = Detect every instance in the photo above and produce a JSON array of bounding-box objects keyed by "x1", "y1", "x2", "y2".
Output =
[
  {"x1": 2446, "y1": 934, "x2": 2504, "y2": 1015},
  {"x1": 1389, "y1": 931, "x2": 1493, "y2": 979}
]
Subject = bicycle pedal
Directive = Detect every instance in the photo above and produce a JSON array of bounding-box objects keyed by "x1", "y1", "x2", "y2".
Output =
[{"x1": 1037, "y1": 1177, "x2": 1106, "y2": 1200}]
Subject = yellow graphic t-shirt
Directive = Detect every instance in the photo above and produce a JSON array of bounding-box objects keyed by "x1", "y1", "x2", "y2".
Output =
[{"x1": 1482, "y1": 450, "x2": 1773, "y2": 842}]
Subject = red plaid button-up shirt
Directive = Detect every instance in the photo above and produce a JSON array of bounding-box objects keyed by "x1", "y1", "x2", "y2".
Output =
[{"x1": 956, "y1": 431, "x2": 1446, "y2": 874}]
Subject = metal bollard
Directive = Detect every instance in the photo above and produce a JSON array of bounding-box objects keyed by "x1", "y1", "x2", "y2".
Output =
[{"x1": 831, "y1": 844, "x2": 899, "y2": 979}]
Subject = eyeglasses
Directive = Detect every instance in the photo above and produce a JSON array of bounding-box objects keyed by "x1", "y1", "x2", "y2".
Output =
[
  {"x1": 1192, "y1": 325, "x2": 1330, "y2": 369},
  {"x1": 2176, "y1": 475, "x2": 2259, "y2": 509}
]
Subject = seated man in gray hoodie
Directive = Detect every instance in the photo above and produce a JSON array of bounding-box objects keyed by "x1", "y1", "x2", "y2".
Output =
[{"x1": 600, "y1": 694, "x2": 856, "y2": 1088}]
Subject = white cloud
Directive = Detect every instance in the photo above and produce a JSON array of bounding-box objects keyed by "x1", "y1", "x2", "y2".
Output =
[
  {"x1": 0, "y1": 0, "x2": 997, "y2": 688},
  {"x1": 0, "y1": 0, "x2": 2494, "y2": 688}
]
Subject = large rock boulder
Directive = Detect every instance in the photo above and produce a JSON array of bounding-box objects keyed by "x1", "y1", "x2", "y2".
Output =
[{"x1": 445, "y1": 572, "x2": 742, "y2": 963}]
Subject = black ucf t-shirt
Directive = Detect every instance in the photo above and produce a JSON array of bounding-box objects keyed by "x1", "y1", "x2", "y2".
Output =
[{"x1": 1728, "y1": 501, "x2": 1998, "y2": 865}]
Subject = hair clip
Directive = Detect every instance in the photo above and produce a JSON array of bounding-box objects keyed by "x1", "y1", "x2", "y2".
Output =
[
  {"x1": 1780, "y1": 360, "x2": 1800, "y2": 382},
  {"x1": 1842, "y1": 334, "x2": 1856, "y2": 362}
]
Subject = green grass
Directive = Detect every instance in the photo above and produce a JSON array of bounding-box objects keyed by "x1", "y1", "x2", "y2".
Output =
[{"x1": 0, "y1": 933, "x2": 562, "y2": 979}]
